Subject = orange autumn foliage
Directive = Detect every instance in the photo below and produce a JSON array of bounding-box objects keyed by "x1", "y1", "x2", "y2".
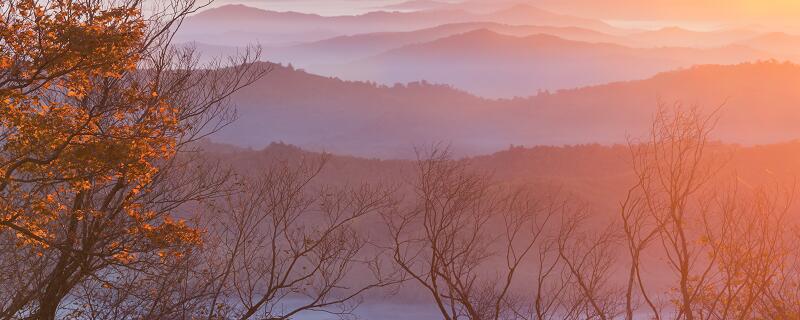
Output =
[{"x1": 0, "y1": 0, "x2": 199, "y2": 261}]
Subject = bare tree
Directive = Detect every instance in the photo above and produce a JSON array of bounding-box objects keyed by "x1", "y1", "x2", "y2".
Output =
[
  {"x1": 621, "y1": 103, "x2": 799, "y2": 320},
  {"x1": 390, "y1": 108, "x2": 800, "y2": 320},
  {"x1": 197, "y1": 156, "x2": 400, "y2": 320},
  {"x1": 385, "y1": 147, "x2": 609, "y2": 320},
  {"x1": 554, "y1": 208, "x2": 624, "y2": 320}
]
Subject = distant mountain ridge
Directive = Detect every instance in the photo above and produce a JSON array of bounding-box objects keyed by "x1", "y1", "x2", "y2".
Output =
[
  {"x1": 177, "y1": 4, "x2": 622, "y2": 46},
  {"x1": 176, "y1": 4, "x2": 800, "y2": 99},
  {"x1": 322, "y1": 29, "x2": 773, "y2": 97},
  {"x1": 214, "y1": 61, "x2": 800, "y2": 157},
  {"x1": 181, "y1": 22, "x2": 796, "y2": 99},
  {"x1": 628, "y1": 27, "x2": 761, "y2": 48},
  {"x1": 261, "y1": 22, "x2": 639, "y2": 66},
  {"x1": 738, "y1": 32, "x2": 800, "y2": 56},
  {"x1": 377, "y1": 0, "x2": 452, "y2": 11},
  {"x1": 201, "y1": 138, "x2": 800, "y2": 212}
]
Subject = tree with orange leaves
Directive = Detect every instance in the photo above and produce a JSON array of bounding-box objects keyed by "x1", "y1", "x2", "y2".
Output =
[{"x1": 0, "y1": 0, "x2": 264, "y2": 318}]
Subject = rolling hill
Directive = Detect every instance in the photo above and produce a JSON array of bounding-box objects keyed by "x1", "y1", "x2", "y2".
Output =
[
  {"x1": 177, "y1": 4, "x2": 621, "y2": 47},
  {"x1": 202, "y1": 137, "x2": 800, "y2": 218},
  {"x1": 262, "y1": 22, "x2": 639, "y2": 66},
  {"x1": 323, "y1": 29, "x2": 774, "y2": 97},
  {"x1": 738, "y1": 32, "x2": 800, "y2": 56},
  {"x1": 212, "y1": 61, "x2": 800, "y2": 157}
]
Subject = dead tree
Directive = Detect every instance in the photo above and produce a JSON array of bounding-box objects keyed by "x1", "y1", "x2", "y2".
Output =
[
  {"x1": 384, "y1": 147, "x2": 609, "y2": 320},
  {"x1": 199, "y1": 156, "x2": 400, "y2": 320},
  {"x1": 621, "y1": 104, "x2": 798, "y2": 320}
]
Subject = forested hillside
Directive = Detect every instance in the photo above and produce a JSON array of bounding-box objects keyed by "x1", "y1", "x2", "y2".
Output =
[{"x1": 216, "y1": 61, "x2": 800, "y2": 157}]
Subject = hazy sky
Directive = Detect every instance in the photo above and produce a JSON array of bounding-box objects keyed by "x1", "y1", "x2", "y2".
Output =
[
  {"x1": 538, "y1": 0, "x2": 800, "y2": 29},
  {"x1": 204, "y1": 0, "x2": 800, "y2": 30}
]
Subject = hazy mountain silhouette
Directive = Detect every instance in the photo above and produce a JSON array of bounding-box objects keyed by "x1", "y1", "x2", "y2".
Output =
[
  {"x1": 177, "y1": 4, "x2": 620, "y2": 46},
  {"x1": 263, "y1": 22, "x2": 638, "y2": 66},
  {"x1": 213, "y1": 61, "x2": 800, "y2": 157},
  {"x1": 382, "y1": 0, "x2": 540, "y2": 15},
  {"x1": 377, "y1": 0, "x2": 452, "y2": 11},
  {"x1": 201, "y1": 138, "x2": 800, "y2": 216},
  {"x1": 627, "y1": 27, "x2": 761, "y2": 48},
  {"x1": 176, "y1": 5, "x2": 342, "y2": 45},
  {"x1": 215, "y1": 63, "x2": 498, "y2": 158},
  {"x1": 474, "y1": 4, "x2": 617, "y2": 33},
  {"x1": 322, "y1": 29, "x2": 772, "y2": 97},
  {"x1": 514, "y1": 61, "x2": 800, "y2": 145},
  {"x1": 738, "y1": 32, "x2": 800, "y2": 56}
]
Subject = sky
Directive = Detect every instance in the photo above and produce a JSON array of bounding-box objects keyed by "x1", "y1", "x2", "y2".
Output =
[
  {"x1": 203, "y1": 0, "x2": 800, "y2": 31},
  {"x1": 538, "y1": 0, "x2": 800, "y2": 30}
]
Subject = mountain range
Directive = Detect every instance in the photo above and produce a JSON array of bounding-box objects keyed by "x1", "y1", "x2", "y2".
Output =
[
  {"x1": 213, "y1": 61, "x2": 800, "y2": 157},
  {"x1": 177, "y1": 4, "x2": 621, "y2": 46},
  {"x1": 179, "y1": 4, "x2": 800, "y2": 98},
  {"x1": 261, "y1": 22, "x2": 640, "y2": 66},
  {"x1": 177, "y1": 3, "x2": 800, "y2": 157},
  {"x1": 320, "y1": 29, "x2": 773, "y2": 97}
]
